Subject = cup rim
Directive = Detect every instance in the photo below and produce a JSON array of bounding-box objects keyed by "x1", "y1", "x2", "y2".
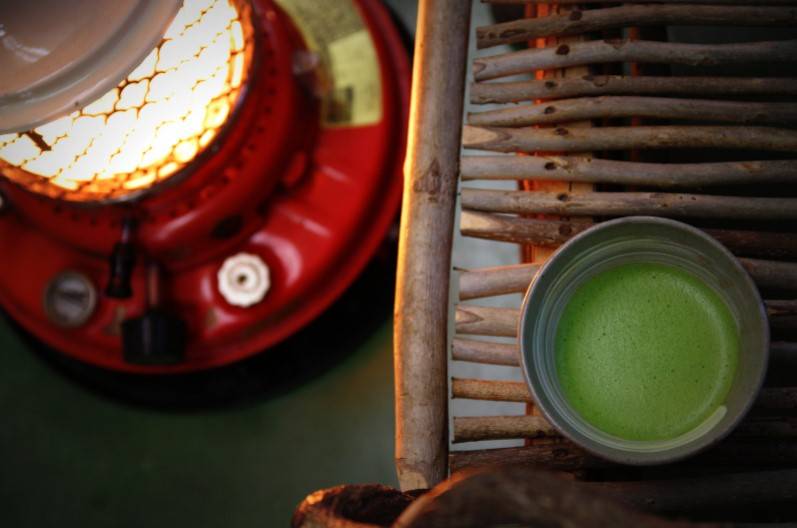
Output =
[{"x1": 517, "y1": 216, "x2": 770, "y2": 465}]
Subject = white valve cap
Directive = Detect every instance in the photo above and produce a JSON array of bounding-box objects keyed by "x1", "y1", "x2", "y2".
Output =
[{"x1": 217, "y1": 253, "x2": 271, "y2": 308}]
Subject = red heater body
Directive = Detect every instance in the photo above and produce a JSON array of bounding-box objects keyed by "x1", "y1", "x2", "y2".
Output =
[{"x1": 0, "y1": 0, "x2": 409, "y2": 373}]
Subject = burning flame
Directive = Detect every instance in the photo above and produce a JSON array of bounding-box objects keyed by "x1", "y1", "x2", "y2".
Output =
[{"x1": 0, "y1": 0, "x2": 253, "y2": 202}]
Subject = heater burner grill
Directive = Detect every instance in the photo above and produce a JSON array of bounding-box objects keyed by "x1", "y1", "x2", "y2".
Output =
[{"x1": 0, "y1": 0, "x2": 254, "y2": 202}]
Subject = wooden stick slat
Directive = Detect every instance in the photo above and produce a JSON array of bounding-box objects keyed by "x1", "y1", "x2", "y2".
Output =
[
  {"x1": 741, "y1": 258, "x2": 797, "y2": 291},
  {"x1": 451, "y1": 338, "x2": 520, "y2": 366},
  {"x1": 461, "y1": 156, "x2": 797, "y2": 188},
  {"x1": 463, "y1": 125, "x2": 797, "y2": 153},
  {"x1": 452, "y1": 378, "x2": 797, "y2": 411},
  {"x1": 453, "y1": 415, "x2": 558, "y2": 443},
  {"x1": 455, "y1": 305, "x2": 519, "y2": 337},
  {"x1": 477, "y1": 5, "x2": 797, "y2": 48},
  {"x1": 458, "y1": 263, "x2": 537, "y2": 300},
  {"x1": 452, "y1": 340, "x2": 797, "y2": 369},
  {"x1": 461, "y1": 189, "x2": 797, "y2": 221},
  {"x1": 470, "y1": 76, "x2": 797, "y2": 104},
  {"x1": 703, "y1": 228, "x2": 797, "y2": 261},
  {"x1": 452, "y1": 378, "x2": 531, "y2": 402},
  {"x1": 461, "y1": 210, "x2": 590, "y2": 247},
  {"x1": 468, "y1": 96, "x2": 797, "y2": 127},
  {"x1": 460, "y1": 211, "x2": 797, "y2": 259},
  {"x1": 458, "y1": 264, "x2": 535, "y2": 300},
  {"x1": 462, "y1": 211, "x2": 797, "y2": 260},
  {"x1": 450, "y1": 439, "x2": 797, "y2": 473},
  {"x1": 473, "y1": 39, "x2": 797, "y2": 81},
  {"x1": 453, "y1": 414, "x2": 797, "y2": 443},
  {"x1": 394, "y1": 0, "x2": 471, "y2": 491},
  {"x1": 458, "y1": 259, "x2": 797, "y2": 300}
]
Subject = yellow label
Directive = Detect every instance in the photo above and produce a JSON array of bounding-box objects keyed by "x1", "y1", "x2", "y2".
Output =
[{"x1": 274, "y1": 0, "x2": 383, "y2": 127}]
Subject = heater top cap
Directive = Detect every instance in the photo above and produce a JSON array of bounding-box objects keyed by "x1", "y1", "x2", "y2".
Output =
[{"x1": 0, "y1": 0, "x2": 181, "y2": 133}]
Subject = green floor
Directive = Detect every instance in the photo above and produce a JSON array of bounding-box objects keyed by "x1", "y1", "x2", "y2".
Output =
[{"x1": 0, "y1": 316, "x2": 397, "y2": 527}]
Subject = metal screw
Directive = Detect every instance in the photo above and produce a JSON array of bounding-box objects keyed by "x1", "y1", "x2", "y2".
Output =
[{"x1": 217, "y1": 253, "x2": 270, "y2": 308}]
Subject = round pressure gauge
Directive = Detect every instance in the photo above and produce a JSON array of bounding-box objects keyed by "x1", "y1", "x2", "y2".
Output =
[{"x1": 43, "y1": 272, "x2": 98, "y2": 328}]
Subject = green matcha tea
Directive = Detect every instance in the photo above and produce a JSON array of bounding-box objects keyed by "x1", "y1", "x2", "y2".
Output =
[{"x1": 555, "y1": 262, "x2": 739, "y2": 441}]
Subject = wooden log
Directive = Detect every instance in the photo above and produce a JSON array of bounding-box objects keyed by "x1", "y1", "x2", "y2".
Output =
[
  {"x1": 394, "y1": 0, "x2": 471, "y2": 491},
  {"x1": 450, "y1": 439, "x2": 797, "y2": 473},
  {"x1": 461, "y1": 189, "x2": 797, "y2": 221},
  {"x1": 460, "y1": 210, "x2": 590, "y2": 246},
  {"x1": 453, "y1": 415, "x2": 558, "y2": 443},
  {"x1": 462, "y1": 211, "x2": 797, "y2": 260},
  {"x1": 458, "y1": 263, "x2": 537, "y2": 300},
  {"x1": 455, "y1": 305, "x2": 519, "y2": 337},
  {"x1": 740, "y1": 258, "x2": 797, "y2": 292},
  {"x1": 451, "y1": 338, "x2": 520, "y2": 366},
  {"x1": 468, "y1": 97, "x2": 797, "y2": 127},
  {"x1": 461, "y1": 156, "x2": 797, "y2": 188},
  {"x1": 477, "y1": 5, "x2": 797, "y2": 48},
  {"x1": 452, "y1": 378, "x2": 530, "y2": 403},
  {"x1": 470, "y1": 76, "x2": 797, "y2": 104},
  {"x1": 463, "y1": 125, "x2": 797, "y2": 153},
  {"x1": 473, "y1": 39, "x2": 797, "y2": 81}
]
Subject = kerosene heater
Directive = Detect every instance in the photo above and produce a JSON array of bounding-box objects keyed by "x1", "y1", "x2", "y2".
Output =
[{"x1": 0, "y1": 0, "x2": 409, "y2": 373}]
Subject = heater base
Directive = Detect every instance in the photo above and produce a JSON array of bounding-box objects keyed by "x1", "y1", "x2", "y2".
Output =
[{"x1": 0, "y1": 0, "x2": 409, "y2": 374}]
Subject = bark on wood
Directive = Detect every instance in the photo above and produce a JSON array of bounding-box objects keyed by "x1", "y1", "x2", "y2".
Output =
[
  {"x1": 450, "y1": 338, "x2": 519, "y2": 366},
  {"x1": 460, "y1": 156, "x2": 797, "y2": 188},
  {"x1": 463, "y1": 125, "x2": 797, "y2": 153},
  {"x1": 458, "y1": 263, "x2": 537, "y2": 300},
  {"x1": 473, "y1": 39, "x2": 797, "y2": 81},
  {"x1": 468, "y1": 97, "x2": 797, "y2": 127},
  {"x1": 461, "y1": 189, "x2": 797, "y2": 221},
  {"x1": 455, "y1": 305, "x2": 519, "y2": 337},
  {"x1": 460, "y1": 210, "x2": 590, "y2": 246},
  {"x1": 453, "y1": 415, "x2": 559, "y2": 443},
  {"x1": 394, "y1": 0, "x2": 471, "y2": 491},
  {"x1": 451, "y1": 378, "x2": 530, "y2": 402},
  {"x1": 470, "y1": 76, "x2": 797, "y2": 104},
  {"x1": 395, "y1": 467, "x2": 699, "y2": 528},
  {"x1": 450, "y1": 439, "x2": 797, "y2": 473},
  {"x1": 462, "y1": 211, "x2": 797, "y2": 259},
  {"x1": 477, "y1": 5, "x2": 797, "y2": 48}
]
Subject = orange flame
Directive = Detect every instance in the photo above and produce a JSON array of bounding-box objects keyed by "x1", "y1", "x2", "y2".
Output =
[{"x1": 0, "y1": 0, "x2": 253, "y2": 202}]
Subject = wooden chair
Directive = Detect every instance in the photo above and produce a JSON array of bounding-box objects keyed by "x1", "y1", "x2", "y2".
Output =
[{"x1": 394, "y1": 0, "x2": 797, "y2": 521}]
